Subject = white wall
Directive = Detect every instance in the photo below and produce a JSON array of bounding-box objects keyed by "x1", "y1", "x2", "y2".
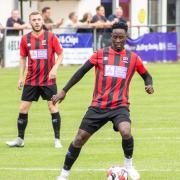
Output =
[
  {"x1": 21, "y1": 1, "x2": 38, "y2": 24},
  {"x1": 0, "y1": 0, "x2": 101, "y2": 27},
  {"x1": 0, "y1": 0, "x2": 14, "y2": 26},
  {"x1": 38, "y1": 0, "x2": 100, "y2": 24},
  {"x1": 130, "y1": 0, "x2": 148, "y2": 38},
  {"x1": 78, "y1": 0, "x2": 100, "y2": 19}
]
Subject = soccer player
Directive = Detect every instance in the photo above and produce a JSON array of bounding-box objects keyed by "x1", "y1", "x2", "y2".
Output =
[
  {"x1": 6, "y1": 11, "x2": 64, "y2": 148},
  {"x1": 52, "y1": 22, "x2": 154, "y2": 180}
]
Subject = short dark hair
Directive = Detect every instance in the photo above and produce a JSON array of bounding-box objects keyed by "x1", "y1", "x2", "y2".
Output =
[
  {"x1": 42, "y1": 7, "x2": 50, "y2": 14},
  {"x1": 96, "y1": 5, "x2": 104, "y2": 11},
  {"x1": 69, "y1": 12, "x2": 75, "y2": 20},
  {"x1": 112, "y1": 21, "x2": 128, "y2": 32},
  {"x1": 29, "y1": 11, "x2": 41, "y2": 19}
]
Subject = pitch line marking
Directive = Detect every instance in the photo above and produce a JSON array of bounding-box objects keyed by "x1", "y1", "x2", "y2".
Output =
[
  {"x1": 0, "y1": 167, "x2": 180, "y2": 172},
  {"x1": 1, "y1": 137, "x2": 180, "y2": 141}
]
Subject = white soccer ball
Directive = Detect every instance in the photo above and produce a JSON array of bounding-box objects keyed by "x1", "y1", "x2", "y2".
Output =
[{"x1": 107, "y1": 165, "x2": 128, "y2": 180}]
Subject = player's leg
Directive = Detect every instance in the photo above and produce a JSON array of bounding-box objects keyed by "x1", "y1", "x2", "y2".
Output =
[
  {"x1": 47, "y1": 100, "x2": 62, "y2": 148},
  {"x1": 6, "y1": 101, "x2": 32, "y2": 147},
  {"x1": 57, "y1": 129, "x2": 91, "y2": 180},
  {"x1": 6, "y1": 85, "x2": 37, "y2": 147},
  {"x1": 117, "y1": 122, "x2": 140, "y2": 180},
  {"x1": 41, "y1": 85, "x2": 62, "y2": 148},
  {"x1": 111, "y1": 107, "x2": 140, "y2": 180},
  {"x1": 57, "y1": 107, "x2": 108, "y2": 180}
]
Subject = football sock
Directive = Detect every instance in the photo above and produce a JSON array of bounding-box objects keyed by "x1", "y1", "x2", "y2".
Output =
[
  {"x1": 122, "y1": 136, "x2": 134, "y2": 159},
  {"x1": 51, "y1": 112, "x2": 61, "y2": 139},
  {"x1": 60, "y1": 168, "x2": 70, "y2": 177},
  {"x1": 17, "y1": 113, "x2": 28, "y2": 139},
  {"x1": 63, "y1": 143, "x2": 81, "y2": 170}
]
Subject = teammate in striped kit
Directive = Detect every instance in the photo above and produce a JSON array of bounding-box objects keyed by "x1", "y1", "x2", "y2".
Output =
[
  {"x1": 52, "y1": 22, "x2": 154, "y2": 180},
  {"x1": 6, "y1": 11, "x2": 64, "y2": 148}
]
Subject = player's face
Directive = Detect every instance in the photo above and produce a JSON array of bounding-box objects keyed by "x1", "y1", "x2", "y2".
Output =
[
  {"x1": 30, "y1": 14, "x2": 43, "y2": 32},
  {"x1": 111, "y1": 29, "x2": 127, "y2": 51}
]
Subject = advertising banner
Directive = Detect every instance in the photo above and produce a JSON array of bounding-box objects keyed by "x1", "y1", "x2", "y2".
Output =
[
  {"x1": 125, "y1": 32, "x2": 178, "y2": 62},
  {"x1": 56, "y1": 33, "x2": 93, "y2": 64},
  {"x1": 4, "y1": 36, "x2": 21, "y2": 67}
]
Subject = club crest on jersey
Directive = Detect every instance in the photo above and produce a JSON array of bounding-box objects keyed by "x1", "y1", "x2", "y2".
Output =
[
  {"x1": 104, "y1": 56, "x2": 108, "y2": 61},
  {"x1": 27, "y1": 43, "x2": 31, "y2": 47},
  {"x1": 122, "y1": 57, "x2": 128, "y2": 63},
  {"x1": 42, "y1": 40, "x2": 47, "y2": 46}
]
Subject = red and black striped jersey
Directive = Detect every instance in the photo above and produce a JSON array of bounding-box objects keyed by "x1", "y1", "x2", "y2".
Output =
[
  {"x1": 20, "y1": 30, "x2": 63, "y2": 86},
  {"x1": 89, "y1": 47, "x2": 147, "y2": 109}
]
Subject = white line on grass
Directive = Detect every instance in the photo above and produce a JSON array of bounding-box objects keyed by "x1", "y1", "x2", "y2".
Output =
[
  {"x1": 0, "y1": 167, "x2": 180, "y2": 172},
  {"x1": 1, "y1": 137, "x2": 180, "y2": 141}
]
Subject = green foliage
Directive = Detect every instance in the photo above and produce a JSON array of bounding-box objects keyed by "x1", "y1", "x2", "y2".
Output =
[{"x1": 0, "y1": 63, "x2": 180, "y2": 179}]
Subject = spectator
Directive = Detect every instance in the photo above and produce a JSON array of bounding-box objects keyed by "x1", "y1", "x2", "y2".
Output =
[
  {"x1": 108, "y1": 6, "x2": 126, "y2": 24},
  {"x1": 42, "y1": 7, "x2": 63, "y2": 30},
  {"x1": 64, "y1": 12, "x2": 82, "y2": 33},
  {"x1": 91, "y1": 5, "x2": 114, "y2": 48},
  {"x1": 103, "y1": 6, "x2": 127, "y2": 47},
  {"x1": 6, "y1": 10, "x2": 28, "y2": 36},
  {"x1": 77, "y1": 12, "x2": 93, "y2": 33}
]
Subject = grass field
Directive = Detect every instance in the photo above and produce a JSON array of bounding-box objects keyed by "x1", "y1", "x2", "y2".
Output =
[{"x1": 0, "y1": 62, "x2": 180, "y2": 180}]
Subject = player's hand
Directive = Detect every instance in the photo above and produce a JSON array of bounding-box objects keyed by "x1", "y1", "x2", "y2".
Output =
[
  {"x1": 49, "y1": 68, "x2": 57, "y2": 80},
  {"x1": 51, "y1": 90, "x2": 66, "y2": 105},
  {"x1": 18, "y1": 78, "x2": 24, "y2": 90},
  {"x1": 145, "y1": 85, "x2": 154, "y2": 94}
]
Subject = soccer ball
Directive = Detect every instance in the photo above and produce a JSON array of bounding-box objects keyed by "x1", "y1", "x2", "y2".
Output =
[{"x1": 107, "y1": 165, "x2": 128, "y2": 180}]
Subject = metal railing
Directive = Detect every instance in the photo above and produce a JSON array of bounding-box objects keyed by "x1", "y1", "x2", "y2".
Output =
[{"x1": 0, "y1": 24, "x2": 180, "y2": 67}]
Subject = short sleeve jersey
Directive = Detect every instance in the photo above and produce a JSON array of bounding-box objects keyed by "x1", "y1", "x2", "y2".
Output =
[
  {"x1": 20, "y1": 30, "x2": 63, "y2": 86},
  {"x1": 88, "y1": 47, "x2": 147, "y2": 109}
]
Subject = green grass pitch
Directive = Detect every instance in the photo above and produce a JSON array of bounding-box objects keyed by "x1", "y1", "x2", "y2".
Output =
[{"x1": 0, "y1": 62, "x2": 180, "y2": 180}]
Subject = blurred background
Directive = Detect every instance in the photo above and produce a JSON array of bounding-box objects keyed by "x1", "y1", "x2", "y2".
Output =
[{"x1": 0, "y1": 0, "x2": 179, "y2": 67}]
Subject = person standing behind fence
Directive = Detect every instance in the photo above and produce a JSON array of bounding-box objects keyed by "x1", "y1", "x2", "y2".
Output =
[
  {"x1": 77, "y1": 12, "x2": 93, "y2": 33},
  {"x1": 6, "y1": 10, "x2": 29, "y2": 36},
  {"x1": 91, "y1": 5, "x2": 116, "y2": 48},
  {"x1": 108, "y1": 6, "x2": 127, "y2": 24},
  {"x1": 64, "y1": 12, "x2": 83, "y2": 33},
  {"x1": 6, "y1": 11, "x2": 64, "y2": 148},
  {"x1": 103, "y1": 6, "x2": 127, "y2": 47},
  {"x1": 42, "y1": 7, "x2": 64, "y2": 30}
]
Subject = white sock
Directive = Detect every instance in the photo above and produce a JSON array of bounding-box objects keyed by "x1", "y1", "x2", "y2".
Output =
[
  {"x1": 124, "y1": 157, "x2": 132, "y2": 167},
  {"x1": 60, "y1": 169, "x2": 70, "y2": 177}
]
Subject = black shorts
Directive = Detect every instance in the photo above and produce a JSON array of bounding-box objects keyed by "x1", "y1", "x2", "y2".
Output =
[
  {"x1": 79, "y1": 106, "x2": 131, "y2": 134},
  {"x1": 21, "y1": 85, "x2": 57, "y2": 102}
]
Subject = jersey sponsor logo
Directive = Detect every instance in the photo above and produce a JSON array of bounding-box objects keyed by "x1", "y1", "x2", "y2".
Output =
[
  {"x1": 30, "y1": 49, "x2": 48, "y2": 59},
  {"x1": 104, "y1": 65, "x2": 127, "y2": 79}
]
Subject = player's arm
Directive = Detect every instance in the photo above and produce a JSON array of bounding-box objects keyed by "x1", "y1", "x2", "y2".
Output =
[
  {"x1": 136, "y1": 56, "x2": 154, "y2": 94},
  {"x1": 51, "y1": 60, "x2": 94, "y2": 104},
  {"x1": 18, "y1": 36, "x2": 27, "y2": 90},
  {"x1": 140, "y1": 72, "x2": 154, "y2": 94},
  {"x1": 18, "y1": 56, "x2": 26, "y2": 90},
  {"x1": 49, "y1": 35, "x2": 64, "y2": 80},
  {"x1": 49, "y1": 51, "x2": 64, "y2": 80}
]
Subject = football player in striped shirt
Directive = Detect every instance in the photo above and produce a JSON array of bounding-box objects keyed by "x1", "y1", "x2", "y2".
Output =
[
  {"x1": 52, "y1": 22, "x2": 154, "y2": 180},
  {"x1": 6, "y1": 11, "x2": 64, "y2": 148}
]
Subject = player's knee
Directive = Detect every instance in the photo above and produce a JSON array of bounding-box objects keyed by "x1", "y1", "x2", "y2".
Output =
[
  {"x1": 19, "y1": 104, "x2": 29, "y2": 113},
  {"x1": 120, "y1": 129, "x2": 131, "y2": 139},
  {"x1": 48, "y1": 103, "x2": 57, "y2": 113},
  {"x1": 73, "y1": 134, "x2": 87, "y2": 147}
]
